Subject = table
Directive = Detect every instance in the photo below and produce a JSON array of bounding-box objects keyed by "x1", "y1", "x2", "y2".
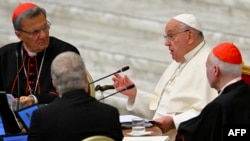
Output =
[
  {"x1": 122, "y1": 125, "x2": 162, "y2": 136},
  {"x1": 123, "y1": 136, "x2": 169, "y2": 141},
  {"x1": 122, "y1": 125, "x2": 169, "y2": 141}
]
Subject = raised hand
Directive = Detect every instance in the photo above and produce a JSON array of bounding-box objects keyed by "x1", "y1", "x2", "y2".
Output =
[{"x1": 112, "y1": 73, "x2": 137, "y2": 101}]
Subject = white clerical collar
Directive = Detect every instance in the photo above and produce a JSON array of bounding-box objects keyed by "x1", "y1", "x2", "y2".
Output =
[
  {"x1": 184, "y1": 40, "x2": 205, "y2": 61},
  {"x1": 23, "y1": 44, "x2": 37, "y2": 57}
]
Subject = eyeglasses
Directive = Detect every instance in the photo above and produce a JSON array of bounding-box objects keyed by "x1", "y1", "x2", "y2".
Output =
[
  {"x1": 164, "y1": 29, "x2": 189, "y2": 41},
  {"x1": 18, "y1": 21, "x2": 51, "y2": 36}
]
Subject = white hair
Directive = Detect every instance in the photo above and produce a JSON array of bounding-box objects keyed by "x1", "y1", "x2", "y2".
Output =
[
  {"x1": 210, "y1": 52, "x2": 242, "y2": 77},
  {"x1": 51, "y1": 51, "x2": 87, "y2": 95}
]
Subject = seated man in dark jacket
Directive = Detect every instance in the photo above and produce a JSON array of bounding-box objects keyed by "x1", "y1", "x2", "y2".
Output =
[
  {"x1": 176, "y1": 42, "x2": 250, "y2": 141},
  {"x1": 0, "y1": 2, "x2": 80, "y2": 108},
  {"x1": 28, "y1": 51, "x2": 124, "y2": 141}
]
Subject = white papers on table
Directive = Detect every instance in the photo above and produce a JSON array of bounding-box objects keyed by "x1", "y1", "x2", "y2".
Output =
[
  {"x1": 120, "y1": 115, "x2": 142, "y2": 123},
  {"x1": 120, "y1": 115, "x2": 153, "y2": 123},
  {"x1": 6, "y1": 94, "x2": 15, "y2": 106}
]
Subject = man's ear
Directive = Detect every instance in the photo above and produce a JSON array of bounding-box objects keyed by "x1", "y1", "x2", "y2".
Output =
[
  {"x1": 187, "y1": 30, "x2": 194, "y2": 44},
  {"x1": 15, "y1": 30, "x2": 22, "y2": 40},
  {"x1": 213, "y1": 65, "x2": 220, "y2": 77}
]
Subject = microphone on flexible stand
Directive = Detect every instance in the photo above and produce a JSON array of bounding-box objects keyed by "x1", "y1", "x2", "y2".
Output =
[
  {"x1": 95, "y1": 85, "x2": 114, "y2": 92},
  {"x1": 98, "y1": 84, "x2": 135, "y2": 101},
  {"x1": 15, "y1": 50, "x2": 20, "y2": 111},
  {"x1": 89, "y1": 66, "x2": 129, "y2": 84},
  {"x1": 95, "y1": 85, "x2": 115, "y2": 102}
]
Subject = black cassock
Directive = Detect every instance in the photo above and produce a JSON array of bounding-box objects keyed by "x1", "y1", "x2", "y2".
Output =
[
  {"x1": 176, "y1": 80, "x2": 250, "y2": 141},
  {"x1": 0, "y1": 36, "x2": 80, "y2": 104}
]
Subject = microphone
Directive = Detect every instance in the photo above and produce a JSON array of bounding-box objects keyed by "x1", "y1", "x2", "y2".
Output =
[
  {"x1": 89, "y1": 66, "x2": 129, "y2": 84},
  {"x1": 98, "y1": 84, "x2": 135, "y2": 101},
  {"x1": 95, "y1": 85, "x2": 114, "y2": 92},
  {"x1": 95, "y1": 85, "x2": 115, "y2": 103},
  {"x1": 16, "y1": 50, "x2": 20, "y2": 111}
]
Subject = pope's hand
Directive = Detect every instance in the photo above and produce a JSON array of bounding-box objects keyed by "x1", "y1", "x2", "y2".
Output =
[{"x1": 112, "y1": 73, "x2": 137, "y2": 102}]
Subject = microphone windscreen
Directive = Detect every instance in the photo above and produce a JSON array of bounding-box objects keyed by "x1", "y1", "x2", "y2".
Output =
[
  {"x1": 126, "y1": 84, "x2": 135, "y2": 90},
  {"x1": 117, "y1": 66, "x2": 130, "y2": 73}
]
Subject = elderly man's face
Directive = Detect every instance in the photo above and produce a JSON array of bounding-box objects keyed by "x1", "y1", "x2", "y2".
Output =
[
  {"x1": 164, "y1": 19, "x2": 190, "y2": 62},
  {"x1": 15, "y1": 12, "x2": 50, "y2": 53}
]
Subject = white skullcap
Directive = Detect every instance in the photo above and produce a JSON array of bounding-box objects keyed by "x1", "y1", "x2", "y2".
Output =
[{"x1": 173, "y1": 14, "x2": 203, "y2": 32}]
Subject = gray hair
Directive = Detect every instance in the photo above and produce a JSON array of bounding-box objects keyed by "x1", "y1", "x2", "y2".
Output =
[
  {"x1": 13, "y1": 6, "x2": 47, "y2": 30},
  {"x1": 210, "y1": 52, "x2": 242, "y2": 77},
  {"x1": 179, "y1": 22, "x2": 204, "y2": 38},
  {"x1": 51, "y1": 52, "x2": 87, "y2": 95}
]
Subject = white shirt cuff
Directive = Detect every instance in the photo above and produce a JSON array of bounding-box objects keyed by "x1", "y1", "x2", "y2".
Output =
[
  {"x1": 29, "y1": 94, "x2": 38, "y2": 104},
  {"x1": 173, "y1": 109, "x2": 200, "y2": 129}
]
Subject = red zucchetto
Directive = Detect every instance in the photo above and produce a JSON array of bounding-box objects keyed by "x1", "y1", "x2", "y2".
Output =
[
  {"x1": 12, "y1": 2, "x2": 37, "y2": 22},
  {"x1": 212, "y1": 42, "x2": 242, "y2": 64}
]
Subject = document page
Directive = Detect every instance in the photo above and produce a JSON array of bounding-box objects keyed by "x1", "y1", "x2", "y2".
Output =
[{"x1": 120, "y1": 115, "x2": 141, "y2": 123}]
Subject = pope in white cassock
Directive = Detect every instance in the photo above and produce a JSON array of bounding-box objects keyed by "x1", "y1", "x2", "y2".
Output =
[{"x1": 111, "y1": 13, "x2": 218, "y2": 141}]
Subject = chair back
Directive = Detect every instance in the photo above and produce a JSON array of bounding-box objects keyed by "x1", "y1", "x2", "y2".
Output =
[
  {"x1": 82, "y1": 135, "x2": 115, "y2": 141},
  {"x1": 87, "y1": 71, "x2": 96, "y2": 97},
  {"x1": 242, "y1": 64, "x2": 250, "y2": 86}
]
